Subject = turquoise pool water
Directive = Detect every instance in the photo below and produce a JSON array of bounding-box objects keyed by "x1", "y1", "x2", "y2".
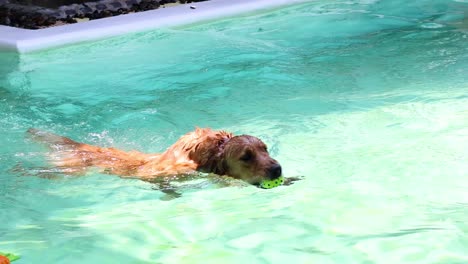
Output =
[{"x1": 1, "y1": 0, "x2": 468, "y2": 262}]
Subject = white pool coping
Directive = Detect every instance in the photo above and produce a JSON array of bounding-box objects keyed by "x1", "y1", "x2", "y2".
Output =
[{"x1": 0, "y1": 0, "x2": 309, "y2": 53}]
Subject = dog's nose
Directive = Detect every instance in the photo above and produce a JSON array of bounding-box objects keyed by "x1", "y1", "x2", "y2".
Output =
[{"x1": 268, "y1": 164, "x2": 282, "y2": 179}]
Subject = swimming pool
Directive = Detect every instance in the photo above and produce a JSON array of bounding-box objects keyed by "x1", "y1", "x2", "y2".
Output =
[{"x1": 1, "y1": 0, "x2": 468, "y2": 262}]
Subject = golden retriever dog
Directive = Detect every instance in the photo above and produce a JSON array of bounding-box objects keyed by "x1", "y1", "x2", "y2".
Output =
[{"x1": 27, "y1": 128, "x2": 283, "y2": 186}]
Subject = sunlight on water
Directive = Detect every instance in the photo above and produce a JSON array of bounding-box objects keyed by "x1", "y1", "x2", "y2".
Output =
[{"x1": 1, "y1": 0, "x2": 468, "y2": 263}]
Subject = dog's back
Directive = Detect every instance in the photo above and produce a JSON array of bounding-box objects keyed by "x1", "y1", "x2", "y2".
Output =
[
  {"x1": 27, "y1": 128, "x2": 230, "y2": 178},
  {"x1": 28, "y1": 128, "x2": 153, "y2": 176}
]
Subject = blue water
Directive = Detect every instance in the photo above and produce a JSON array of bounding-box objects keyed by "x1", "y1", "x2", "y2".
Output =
[{"x1": 1, "y1": 0, "x2": 468, "y2": 263}]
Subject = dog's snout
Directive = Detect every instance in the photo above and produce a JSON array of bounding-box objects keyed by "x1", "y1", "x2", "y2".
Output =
[{"x1": 267, "y1": 164, "x2": 282, "y2": 179}]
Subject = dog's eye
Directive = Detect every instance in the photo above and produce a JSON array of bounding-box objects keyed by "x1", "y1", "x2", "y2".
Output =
[{"x1": 240, "y1": 151, "x2": 253, "y2": 162}]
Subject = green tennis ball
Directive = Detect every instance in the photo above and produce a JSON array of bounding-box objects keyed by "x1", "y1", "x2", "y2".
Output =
[{"x1": 259, "y1": 176, "x2": 284, "y2": 189}]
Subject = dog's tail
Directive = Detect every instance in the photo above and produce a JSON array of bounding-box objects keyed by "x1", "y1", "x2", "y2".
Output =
[
  {"x1": 27, "y1": 128, "x2": 97, "y2": 171},
  {"x1": 28, "y1": 128, "x2": 82, "y2": 151},
  {"x1": 27, "y1": 128, "x2": 147, "y2": 175}
]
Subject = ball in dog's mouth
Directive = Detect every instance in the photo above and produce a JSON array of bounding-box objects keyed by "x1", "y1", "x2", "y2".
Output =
[{"x1": 259, "y1": 176, "x2": 284, "y2": 189}]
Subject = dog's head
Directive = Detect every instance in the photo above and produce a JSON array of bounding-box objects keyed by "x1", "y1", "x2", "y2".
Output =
[
  {"x1": 213, "y1": 135, "x2": 282, "y2": 185},
  {"x1": 187, "y1": 130, "x2": 282, "y2": 185}
]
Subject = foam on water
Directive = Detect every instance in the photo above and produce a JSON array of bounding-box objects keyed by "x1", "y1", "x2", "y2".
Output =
[{"x1": 1, "y1": 0, "x2": 468, "y2": 263}]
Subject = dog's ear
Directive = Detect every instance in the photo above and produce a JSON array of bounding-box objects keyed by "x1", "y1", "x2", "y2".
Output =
[
  {"x1": 212, "y1": 153, "x2": 228, "y2": 176},
  {"x1": 194, "y1": 136, "x2": 229, "y2": 175}
]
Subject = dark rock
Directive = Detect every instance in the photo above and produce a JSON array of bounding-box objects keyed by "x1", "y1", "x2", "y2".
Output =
[
  {"x1": 45, "y1": 16, "x2": 56, "y2": 25},
  {"x1": 101, "y1": 10, "x2": 111, "y2": 17},
  {"x1": 130, "y1": 4, "x2": 139, "y2": 11},
  {"x1": 125, "y1": 0, "x2": 138, "y2": 6},
  {"x1": 117, "y1": 8, "x2": 128, "y2": 14},
  {"x1": 0, "y1": 16, "x2": 11, "y2": 25},
  {"x1": 65, "y1": 9, "x2": 76, "y2": 15},
  {"x1": 109, "y1": 2, "x2": 122, "y2": 8},
  {"x1": 0, "y1": 8, "x2": 10, "y2": 18},
  {"x1": 79, "y1": 6, "x2": 92, "y2": 13},
  {"x1": 95, "y1": 3, "x2": 107, "y2": 10},
  {"x1": 89, "y1": 10, "x2": 99, "y2": 19},
  {"x1": 65, "y1": 15, "x2": 76, "y2": 23},
  {"x1": 140, "y1": 3, "x2": 149, "y2": 10},
  {"x1": 33, "y1": 14, "x2": 46, "y2": 26},
  {"x1": 23, "y1": 20, "x2": 35, "y2": 28}
]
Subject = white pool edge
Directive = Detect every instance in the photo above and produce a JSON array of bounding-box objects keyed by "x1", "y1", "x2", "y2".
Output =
[{"x1": 0, "y1": 0, "x2": 309, "y2": 53}]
